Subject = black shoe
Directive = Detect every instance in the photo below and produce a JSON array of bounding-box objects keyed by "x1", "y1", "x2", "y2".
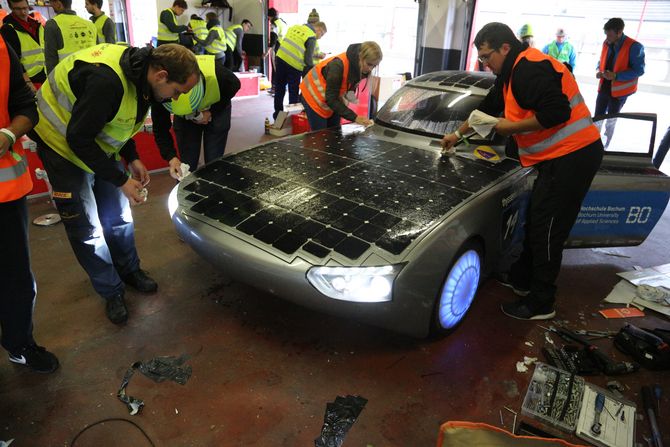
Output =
[
  {"x1": 9, "y1": 344, "x2": 59, "y2": 373},
  {"x1": 106, "y1": 293, "x2": 129, "y2": 324},
  {"x1": 497, "y1": 272, "x2": 530, "y2": 297},
  {"x1": 122, "y1": 269, "x2": 158, "y2": 293},
  {"x1": 500, "y1": 297, "x2": 556, "y2": 320}
]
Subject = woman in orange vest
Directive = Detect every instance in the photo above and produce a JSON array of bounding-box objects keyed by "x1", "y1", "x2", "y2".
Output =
[
  {"x1": 300, "y1": 41, "x2": 382, "y2": 130},
  {"x1": 0, "y1": 35, "x2": 59, "y2": 373},
  {"x1": 442, "y1": 22, "x2": 604, "y2": 321}
]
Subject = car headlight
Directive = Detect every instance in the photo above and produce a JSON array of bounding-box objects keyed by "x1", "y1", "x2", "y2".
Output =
[
  {"x1": 306, "y1": 265, "x2": 402, "y2": 303},
  {"x1": 168, "y1": 184, "x2": 179, "y2": 218}
]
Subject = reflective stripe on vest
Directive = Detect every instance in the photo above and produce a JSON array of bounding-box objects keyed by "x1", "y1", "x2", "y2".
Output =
[
  {"x1": 190, "y1": 18, "x2": 208, "y2": 40},
  {"x1": 94, "y1": 14, "x2": 116, "y2": 43},
  {"x1": 225, "y1": 24, "x2": 241, "y2": 51},
  {"x1": 53, "y1": 14, "x2": 97, "y2": 62},
  {"x1": 547, "y1": 41, "x2": 571, "y2": 63},
  {"x1": 157, "y1": 8, "x2": 179, "y2": 42},
  {"x1": 504, "y1": 48, "x2": 600, "y2": 167},
  {"x1": 0, "y1": 36, "x2": 32, "y2": 201},
  {"x1": 8, "y1": 23, "x2": 45, "y2": 77},
  {"x1": 299, "y1": 52, "x2": 349, "y2": 119},
  {"x1": 168, "y1": 55, "x2": 220, "y2": 116},
  {"x1": 204, "y1": 26, "x2": 227, "y2": 55},
  {"x1": 598, "y1": 36, "x2": 639, "y2": 98},
  {"x1": 35, "y1": 44, "x2": 144, "y2": 173},
  {"x1": 276, "y1": 24, "x2": 315, "y2": 71}
]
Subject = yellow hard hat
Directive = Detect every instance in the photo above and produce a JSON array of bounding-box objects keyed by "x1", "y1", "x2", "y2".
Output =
[{"x1": 518, "y1": 24, "x2": 533, "y2": 38}]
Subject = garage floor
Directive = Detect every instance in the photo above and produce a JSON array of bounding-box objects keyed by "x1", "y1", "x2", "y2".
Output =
[{"x1": 1, "y1": 94, "x2": 669, "y2": 446}]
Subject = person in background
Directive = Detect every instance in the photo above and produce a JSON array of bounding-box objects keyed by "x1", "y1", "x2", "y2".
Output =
[
  {"x1": 594, "y1": 17, "x2": 645, "y2": 148},
  {"x1": 189, "y1": 13, "x2": 207, "y2": 54},
  {"x1": 157, "y1": 0, "x2": 188, "y2": 47},
  {"x1": 85, "y1": 0, "x2": 116, "y2": 44},
  {"x1": 225, "y1": 19, "x2": 252, "y2": 72},
  {"x1": 152, "y1": 54, "x2": 240, "y2": 175},
  {"x1": 29, "y1": 8, "x2": 46, "y2": 26},
  {"x1": 195, "y1": 12, "x2": 226, "y2": 61},
  {"x1": 267, "y1": 7, "x2": 287, "y2": 95},
  {"x1": 273, "y1": 21, "x2": 327, "y2": 120},
  {"x1": 517, "y1": 23, "x2": 534, "y2": 47},
  {"x1": 542, "y1": 28, "x2": 576, "y2": 69},
  {"x1": 0, "y1": 34, "x2": 59, "y2": 374},
  {"x1": 44, "y1": 0, "x2": 96, "y2": 73},
  {"x1": 1, "y1": 0, "x2": 46, "y2": 90},
  {"x1": 30, "y1": 43, "x2": 199, "y2": 325},
  {"x1": 0, "y1": 7, "x2": 7, "y2": 26},
  {"x1": 442, "y1": 22, "x2": 603, "y2": 321},
  {"x1": 300, "y1": 41, "x2": 382, "y2": 131},
  {"x1": 653, "y1": 125, "x2": 670, "y2": 169},
  {"x1": 306, "y1": 8, "x2": 326, "y2": 63}
]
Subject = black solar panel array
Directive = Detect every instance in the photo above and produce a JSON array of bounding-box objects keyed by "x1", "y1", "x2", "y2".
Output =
[{"x1": 182, "y1": 128, "x2": 516, "y2": 261}]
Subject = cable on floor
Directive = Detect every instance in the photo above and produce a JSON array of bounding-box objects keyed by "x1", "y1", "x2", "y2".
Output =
[{"x1": 70, "y1": 417, "x2": 155, "y2": 446}]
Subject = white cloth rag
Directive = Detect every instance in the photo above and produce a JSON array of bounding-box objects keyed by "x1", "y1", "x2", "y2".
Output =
[{"x1": 468, "y1": 109, "x2": 500, "y2": 138}]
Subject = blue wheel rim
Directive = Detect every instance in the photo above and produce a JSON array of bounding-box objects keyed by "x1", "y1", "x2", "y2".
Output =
[{"x1": 438, "y1": 249, "x2": 481, "y2": 329}]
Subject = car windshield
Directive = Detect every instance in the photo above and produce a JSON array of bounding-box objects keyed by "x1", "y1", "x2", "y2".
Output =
[{"x1": 376, "y1": 86, "x2": 487, "y2": 139}]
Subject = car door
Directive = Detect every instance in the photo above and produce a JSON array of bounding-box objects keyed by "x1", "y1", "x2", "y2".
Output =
[{"x1": 567, "y1": 112, "x2": 670, "y2": 248}]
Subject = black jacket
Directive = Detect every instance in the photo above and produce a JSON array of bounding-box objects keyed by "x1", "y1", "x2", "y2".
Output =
[{"x1": 321, "y1": 43, "x2": 367, "y2": 122}]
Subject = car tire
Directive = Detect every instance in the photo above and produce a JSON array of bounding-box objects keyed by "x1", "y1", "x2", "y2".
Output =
[{"x1": 431, "y1": 242, "x2": 483, "y2": 336}]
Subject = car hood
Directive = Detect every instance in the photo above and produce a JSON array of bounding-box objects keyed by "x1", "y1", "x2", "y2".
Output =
[{"x1": 177, "y1": 127, "x2": 519, "y2": 265}]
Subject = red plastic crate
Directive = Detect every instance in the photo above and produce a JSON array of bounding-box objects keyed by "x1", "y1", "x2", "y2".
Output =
[{"x1": 291, "y1": 113, "x2": 310, "y2": 134}]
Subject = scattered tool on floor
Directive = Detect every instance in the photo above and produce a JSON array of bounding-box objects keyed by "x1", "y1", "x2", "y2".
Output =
[
  {"x1": 642, "y1": 385, "x2": 664, "y2": 447},
  {"x1": 590, "y1": 392, "x2": 605, "y2": 436}
]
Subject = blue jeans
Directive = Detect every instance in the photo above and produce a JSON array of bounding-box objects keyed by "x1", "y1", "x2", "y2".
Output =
[
  {"x1": 273, "y1": 57, "x2": 302, "y2": 120},
  {"x1": 301, "y1": 96, "x2": 341, "y2": 131},
  {"x1": 594, "y1": 88, "x2": 628, "y2": 147},
  {"x1": 37, "y1": 146, "x2": 140, "y2": 299},
  {"x1": 653, "y1": 125, "x2": 670, "y2": 169}
]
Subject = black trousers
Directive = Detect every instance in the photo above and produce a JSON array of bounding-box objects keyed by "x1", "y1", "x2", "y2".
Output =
[
  {"x1": 224, "y1": 49, "x2": 243, "y2": 72},
  {"x1": 273, "y1": 57, "x2": 302, "y2": 120},
  {"x1": 0, "y1": 196, "x2": 36, "y2": 353},
  {"x1": 510, "y1": 139, "x2": 604, "y2": 305},
  {"x1": 173, "y1": 103, "x2": 232, "y2": 170}
]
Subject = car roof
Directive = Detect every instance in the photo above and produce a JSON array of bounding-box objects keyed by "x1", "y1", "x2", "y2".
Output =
[{"x1": 408, "y1": 70, "x2": 495, "y2": 96}]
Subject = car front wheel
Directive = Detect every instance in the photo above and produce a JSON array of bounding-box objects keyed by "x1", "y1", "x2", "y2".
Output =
[{"x1": 432, "y1": 244, "x2": 482, "y2": 334}]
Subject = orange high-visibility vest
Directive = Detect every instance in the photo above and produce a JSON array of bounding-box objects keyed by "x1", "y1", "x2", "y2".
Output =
[
  {"x1": 0, "y1": 35, "x2": 33, "y2": 202},
  {"x1": 598, "y1": 36, "x2": 638, "y2": 98},
  {"x1": 504, "y1": 48, "x2": 600, "y2": 167},
  {"x1": 300, "y1": 52, "x2": 350, "y2": 119}
]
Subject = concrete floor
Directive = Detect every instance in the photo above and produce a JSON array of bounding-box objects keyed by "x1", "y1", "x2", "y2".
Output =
[{"x1": 1, "y1": 93, "x2": 669, "y2": 446}]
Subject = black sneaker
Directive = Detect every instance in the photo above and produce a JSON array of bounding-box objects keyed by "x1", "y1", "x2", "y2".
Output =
[
  {"x1": 122, "y1": 269, "x2": 158, "y2": 293},
  {"x1": 106, "y1": 293, "x2": 129, "y2": 324},
  {"x1": 501, "y1": 298, "x2": 556, "y2": 320},
  {"x1": 9, "y1": 344, "x2": 59, "y2": 373},
  {"x1": 497, "y1": 272, "x2": 530, "y2": 297}
]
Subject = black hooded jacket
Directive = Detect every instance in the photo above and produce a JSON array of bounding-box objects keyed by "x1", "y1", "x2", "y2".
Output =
[
  {"x1": 32, "y1": 46, "x2": 156, "y2": 187},
  {"x1": 320, "y1": 43, "x2": 368, "y2": 122}
]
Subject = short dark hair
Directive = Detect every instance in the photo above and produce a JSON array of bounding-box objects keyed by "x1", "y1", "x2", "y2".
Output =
[
  {"x1": 205, "y1": 12, "x2": 217, "y2": 22},
  {"x1": 473, "y1": 22, "x2": 522, "y2": 51},
  {"x1": 60, "y1": 0, "x2": 73, "y2": 8},
  {"x1": 268, "y1": 8, "x2": 277, "y2": 18},
  {"x1": 88, "y1": 0, "x2": 103, "y2": 8},
  {"x1": 150, "y1": 43, "x2": 199, "y2": 84},
  {"x1": 9, "y1": 0, "x2": 30, "y2": 6},
  {"x1": 604, "y1": 18, "x2": 625, "y2": 33},
  {"x1": 173, "y1": 0, "x2": 187, "y2": 8},
  {"x1": 241, "y1": 19, "x2": 252, "y2": 27}
]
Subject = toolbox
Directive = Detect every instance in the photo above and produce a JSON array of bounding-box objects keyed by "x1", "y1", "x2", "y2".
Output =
[{"x1": 522, "y1": 363, "x2": 636, "y2": 447}]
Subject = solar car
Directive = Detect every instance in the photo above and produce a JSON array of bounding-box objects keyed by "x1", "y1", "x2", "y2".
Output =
[{"x1": 169, "y1": 71, "x2": 670, "y2": 337}]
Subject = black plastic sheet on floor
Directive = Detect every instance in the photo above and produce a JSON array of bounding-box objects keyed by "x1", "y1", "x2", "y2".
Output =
[
  {"x1": 314, "y1": 395, "x2": 368, "y2": 447},
  {"x1": 117, "y1": 354, "x2": 193, "y2": 415}
]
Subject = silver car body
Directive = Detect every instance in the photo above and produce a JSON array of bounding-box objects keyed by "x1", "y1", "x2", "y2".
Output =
[{"x1": 171, "y1": 71, "x2": 670, "y2": 337}]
